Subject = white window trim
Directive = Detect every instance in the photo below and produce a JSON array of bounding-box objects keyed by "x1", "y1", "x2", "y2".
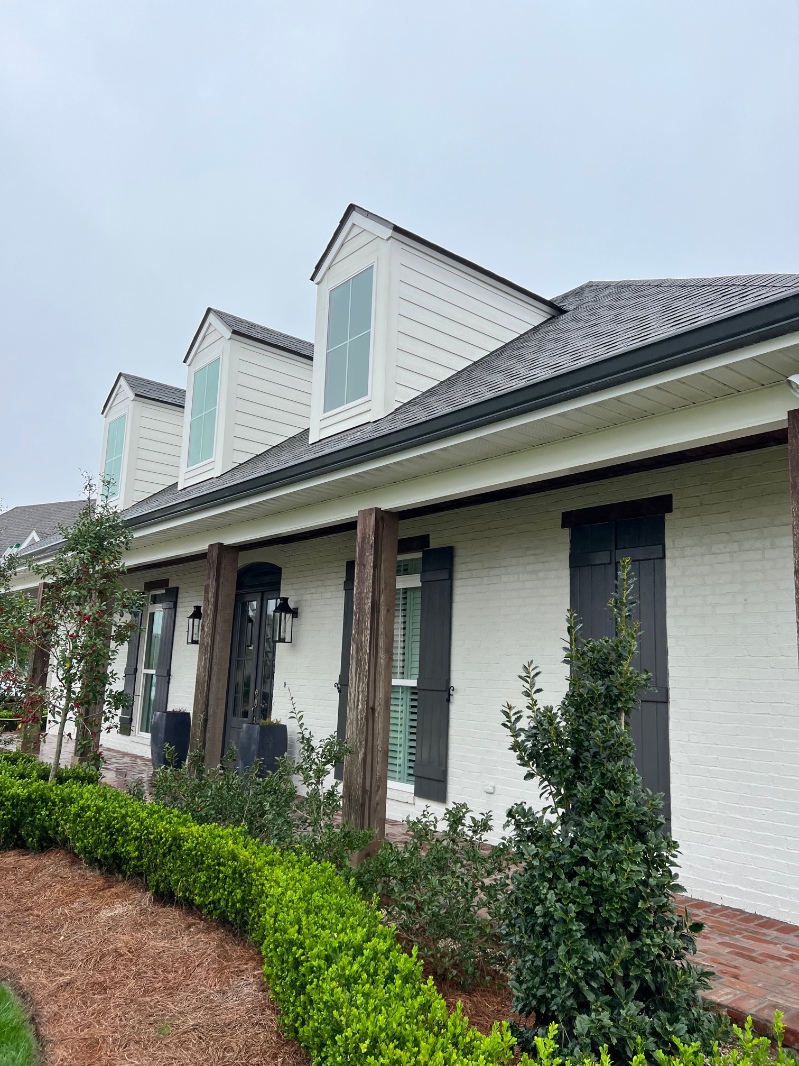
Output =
[{"x1": 322, "y1": 261, "x2": 378, "y2": 416}]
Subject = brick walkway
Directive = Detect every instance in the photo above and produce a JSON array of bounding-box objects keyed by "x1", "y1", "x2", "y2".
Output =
[
  {"x1": 13, "y1": 737, "x2": 799, "y2": 1047},
  {"x1": 681, "y1": 896, "x2": 799, "y2": 1047}
]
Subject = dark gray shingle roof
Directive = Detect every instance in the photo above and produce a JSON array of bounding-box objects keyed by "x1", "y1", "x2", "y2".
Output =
[
  {"x1": 120, "y1": 374, "x2": 186, "y2": 408},
  {"x1": 210, "y1": 309, "x2": 314, "y2": 360},
  {"x1": 1, "y1": 500, "x2": 83, "y2": 555},
  {"x1": 121, "y1": 273, "x2": 799, "y2": 527}
]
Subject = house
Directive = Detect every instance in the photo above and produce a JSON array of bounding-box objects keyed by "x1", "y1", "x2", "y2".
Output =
[
  {"x1": 1, "y1": 500, "x2": 83, "y2": 558},
  {"x1": 17, "y1": 204, "x2": 799, "y2": 924}
]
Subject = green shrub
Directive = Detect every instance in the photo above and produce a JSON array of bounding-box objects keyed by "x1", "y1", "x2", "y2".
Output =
[
  {"x1": 355, "y1": 803, "x2": 512, "y2": 987},
  {"x1": 499, "y1": 561, "x2": 724, "y2": 1062},
  {"x1": 0, "y1": 750, "x2": 100, "y2": 786},
  {"x1": 0, "y1": 772, "x2": 519, "y2": 1066},
  {"x1": 151, "y1": 705, "x2": 371, "y2": 870}
]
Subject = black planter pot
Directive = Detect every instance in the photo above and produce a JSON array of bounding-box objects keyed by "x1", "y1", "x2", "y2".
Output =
[
  {"x1": 237, "y1": 721, "x2": 288, "y2": 776},
  {"x1": 151, "y1": 710, "x2": 192, "y2": 769}
]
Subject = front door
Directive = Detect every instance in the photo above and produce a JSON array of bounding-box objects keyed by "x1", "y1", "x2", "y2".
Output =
[
  {"x1": 569, "y1": 513, "x2": 671, "y2": 830},
  {"x1": 223, "y1": 591, "x2": 278, "y2": 754}
]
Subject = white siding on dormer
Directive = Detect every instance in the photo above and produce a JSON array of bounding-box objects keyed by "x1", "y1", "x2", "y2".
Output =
[
  {"x1": 197, "y1": 325, "x2": 223, "y2": 353},
  {"x1": 232, "y1": 341, "x2": 313, "y2": 464},
  {"x1": 132, "y1": 401, "x2": 184, "y2": 501},
  {"x1": 394, "y1": 245, "x2": 549, "y2": 404}
]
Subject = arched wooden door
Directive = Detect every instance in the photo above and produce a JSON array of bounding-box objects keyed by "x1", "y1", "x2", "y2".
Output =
[{"x1": 223, "y1": 563, "x2": 281, "y2": 755}]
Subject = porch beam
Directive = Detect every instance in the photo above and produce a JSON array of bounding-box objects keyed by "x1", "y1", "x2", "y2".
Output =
[
  {"x1": 788, "y1": 410, "x2": 799, "y2": 647},
  {"x1": 342, "y1": 507, "x2": 399, "y2": 854},
  {"x1": 189, "y1": 542, "x2": 239, "y2": 766}
]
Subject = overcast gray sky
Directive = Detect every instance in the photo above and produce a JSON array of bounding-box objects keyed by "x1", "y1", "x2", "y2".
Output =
[{"x1": 1, "y1": 0, "x2": 797, "y2": 508}]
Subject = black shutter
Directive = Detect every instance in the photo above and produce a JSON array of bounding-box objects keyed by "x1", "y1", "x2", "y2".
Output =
[
  {"x1": 152, "y1": 587, "x2": 179, "y2": 718},
  {"x1": 119, "y1": 611, "x2": 143, "y2": 736},
  {"x1": 414, "y1": 546, "x2": 453, "y2": 803},
  {"x1": 334, "y1": 560, "x2": 355, "y2": 781}
]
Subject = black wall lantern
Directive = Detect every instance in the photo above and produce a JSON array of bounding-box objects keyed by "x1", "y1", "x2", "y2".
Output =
[
  {"x1": 187, "y1": 605, "x2": 202, "y2": 644},
  {"x1": 273, "y1": 597, "x2": 298, "y2": 643}
]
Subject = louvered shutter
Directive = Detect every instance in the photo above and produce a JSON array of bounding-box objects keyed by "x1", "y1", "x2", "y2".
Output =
[
  {"x1": 334, "y1": 560, "x2": 355, "y2": 780},
  {"x1": 413, "y1": 546, "x2": 453, "y2": 802},
  {"x1": 119, "y1": 611, "x2": 143, "y2": 736},
  {"x1": 151, "y1": 587, "x2": 178, "y2": 718}
]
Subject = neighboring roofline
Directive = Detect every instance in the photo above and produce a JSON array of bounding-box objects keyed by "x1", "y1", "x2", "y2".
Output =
[
  {"x1": 125, "y1": 289, "x2": 799, "y2": 531},
  {"x1": 184, "y1": 307, "x2": 315, "y2": 363},
  {"x1": 101, "y1": 372, "x2": 186, "y2": 415},
  {"x1": 310, "y1": 203, "x2": 563, "y2": 314}
]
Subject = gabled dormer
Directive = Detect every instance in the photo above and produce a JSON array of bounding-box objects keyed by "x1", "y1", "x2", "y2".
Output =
[
  {"x1": 308, "y1": 205, "x2": 559, "y2": 443},
  {"x1": 100, "y1": 374, "x2": 186, "y2": 508},
  {"x1": 178, "y1": 308, "x2": 313, "y2": 489}
]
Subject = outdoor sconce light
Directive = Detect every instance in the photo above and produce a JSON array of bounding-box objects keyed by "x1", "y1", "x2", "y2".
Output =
[
  {"x1": 187, "y1": 605, "x2": 202, "y2": 645},
  {"x1": 273, "y1": 597, "x2": 298, "y2": 644}
]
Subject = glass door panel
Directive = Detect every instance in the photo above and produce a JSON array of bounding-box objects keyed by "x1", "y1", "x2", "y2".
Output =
[
  {"x1": 138, "y1": 607, "x2": 163, "y2": 734},
  {"x1": 255, "y1": 598, "x2": 278, "y2": 721},
  {"x1": 231, "y1": 598, "x2": 260, "y2": 721}
]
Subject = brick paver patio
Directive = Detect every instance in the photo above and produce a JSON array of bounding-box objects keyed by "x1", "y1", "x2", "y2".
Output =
[{"x1": 12, "y1": 736, "x2": 799, "y2": 1047}]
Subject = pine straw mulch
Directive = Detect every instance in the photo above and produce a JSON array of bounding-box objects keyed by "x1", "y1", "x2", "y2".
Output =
[{"x1": 0, "y1": 848, "x2": 307, "y2": 1066}]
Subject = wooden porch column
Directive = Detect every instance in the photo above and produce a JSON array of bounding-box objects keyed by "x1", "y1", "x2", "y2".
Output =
[
  {"x1": 189, "y1": 542, "x2": 239, "y2": 767},
  {"x1": 342, "y1": 507, "x2": 399, "y2": 853},
  {"x1": 20, "y1": 582, "x2": 48, "y2": 755},
  {"x1": 789, "y1": 410, "x2": 799, "y2": 646}
]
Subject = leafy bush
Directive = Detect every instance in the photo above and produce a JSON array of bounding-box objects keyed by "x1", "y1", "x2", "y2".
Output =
[
  {"x1": 355, "y1": 803, "x2": 512, "y2": 986},
  {"x1": 499, "y1": 560, "x2": 724, "y2": 1062},
  {"x1": 0, "y1": 750, "x2": 100, "y2": 786},
  {"x1": 0, "y1": 771, "x2": 519, "y2": 1066},
  {"x1": 151, "y1": 705, "x2": 371, "y2": 870}
]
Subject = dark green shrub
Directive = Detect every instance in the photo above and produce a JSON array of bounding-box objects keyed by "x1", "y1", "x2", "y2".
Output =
[
  {"x1": 355, "y1": 803, "x2": 512, "y2": 986},
  {"x1": 0, "y1": 750, "x2": 100, "y2": 786},
  {"x1": 500, "y1": 560, "x2": 723, "y2": 1062},
  {"x1": 151, "y1": 706, "x2": 371, "y2": 870}
]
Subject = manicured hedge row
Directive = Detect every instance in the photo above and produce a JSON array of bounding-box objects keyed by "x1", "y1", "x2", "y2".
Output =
[
  {"x1": 0, "y1": 750, "x2": 100, "y2": 786},
  {"x1": 0, "y1": 756, "x2": 518, "y2": 1066}
]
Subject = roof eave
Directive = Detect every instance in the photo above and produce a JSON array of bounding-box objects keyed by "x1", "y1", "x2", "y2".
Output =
[{"x1": 126, "y1": 290, "x2": 799, "y2": 532}]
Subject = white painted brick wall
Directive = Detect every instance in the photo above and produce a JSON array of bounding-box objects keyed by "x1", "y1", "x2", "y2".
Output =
[{"x1": 113, "y1": 444, "x2": 799, "y2": 922}]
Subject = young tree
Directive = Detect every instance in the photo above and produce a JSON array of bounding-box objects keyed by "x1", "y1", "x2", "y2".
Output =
[
  {"x1": 28, "y1": 480, "x2": 144, "y2": 779},
  {"x1": 500, "y1": 559, "x2": 720, "y2": 1062},
  {"x1": 0, "y1": 551, "x2": 46, "y2": 744}
]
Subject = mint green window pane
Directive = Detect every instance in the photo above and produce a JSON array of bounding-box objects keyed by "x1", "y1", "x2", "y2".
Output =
[
  {"x1": 324, "y1": 343, "x2": 347, "y2": 412},
  {"x1": 392, "y1": 586, "x2": 421, "y2": 680},
  {"x1": 188, "y1": 358, "x2": 220, "y2": 466},
  {"x1": 345, "y1": 332, "x2": 370, "y2": 405},
  {"x1": 396, "y1": 556, "x2": 423, "y2": 577},
  {"x1": 103, "y1": 413, "x2": 126, "y2": 500},
  {"x1": 349, "y1": 266, "x2": 373, "y2": 337},
  {"x1": 328, "y1": 282, "x2": 350, "y2": 350},
  {"x1": 388, "y1": 686, "x2": 418, "y2": 784}
]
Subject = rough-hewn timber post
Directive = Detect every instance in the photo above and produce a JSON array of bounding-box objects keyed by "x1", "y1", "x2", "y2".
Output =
[
  {"x1": 20, "y1": 582, "x2": 48, "y2": 755},
  {"x1": 189, "y1": 542, "x2": 239, "y2": 767},
  {"x1": 342, "y1": 507, "x2": 398, "y2": 857},
  {"x1": 789, "y1": 410, "x2": 799, "y2": 648}
]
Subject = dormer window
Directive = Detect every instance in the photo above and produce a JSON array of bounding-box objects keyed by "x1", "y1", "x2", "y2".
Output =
[
  {"x1": 324, "y1": 265, "x2": 374, "y2": 412},
  {"x1": 103, "y1": 413, "x2": 126, "y2": 500},
  {"x1": 188, "y1": 358, "x2": 220, "y2": 467}
]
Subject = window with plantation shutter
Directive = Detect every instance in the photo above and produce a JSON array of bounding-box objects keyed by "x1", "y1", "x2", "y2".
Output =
[{"x1": 389, "y1": 558, "x2": 422, "y2": 784}]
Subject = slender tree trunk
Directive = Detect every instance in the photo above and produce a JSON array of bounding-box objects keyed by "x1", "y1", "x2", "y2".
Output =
[{"x1": 49, "y1": 676, "x2": 72, "y2": 782}]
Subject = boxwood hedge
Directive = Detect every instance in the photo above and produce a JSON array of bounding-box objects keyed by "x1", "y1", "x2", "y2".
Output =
[{"x1": 0, "y1": 755, "x2": 518, "y2": 1066}]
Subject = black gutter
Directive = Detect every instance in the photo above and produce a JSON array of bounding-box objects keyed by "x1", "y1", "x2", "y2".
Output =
[{"x1": 123, "y1": 290, "x2": 799, "y2": 531}]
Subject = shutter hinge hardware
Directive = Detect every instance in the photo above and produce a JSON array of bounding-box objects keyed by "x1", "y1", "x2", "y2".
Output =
[
  {"x1": 446, "y1": 686, "x2": 454, "y2": 703},
  {"x1": 334, "y1": 681, "x2": 342, "y2": 693}
]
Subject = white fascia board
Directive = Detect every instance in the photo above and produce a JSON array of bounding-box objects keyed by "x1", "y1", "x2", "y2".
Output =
[
  {"x1": 184, "y1": 311, "x2": 232, "y2": 366},
  {"x1": 101, "y1": 375, "x2": 135, "y2": 416},
  {"x1": 122, "y1": 378, "x2": 793, "y2": 572},
  {"x1": 313, "y1": 211, "x2": 393, "y2": 285}
]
